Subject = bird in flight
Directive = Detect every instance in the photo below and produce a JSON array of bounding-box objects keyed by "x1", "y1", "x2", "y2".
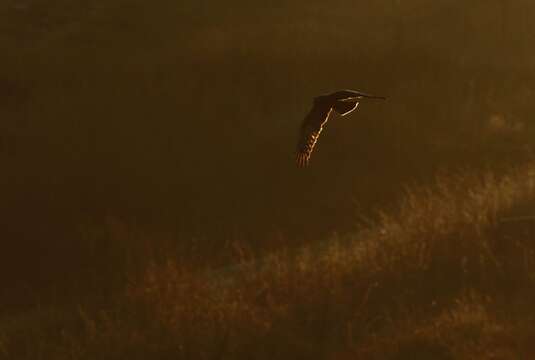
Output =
[{"x1": 296, "y1": 89, "x2": 385, "y2": 167}]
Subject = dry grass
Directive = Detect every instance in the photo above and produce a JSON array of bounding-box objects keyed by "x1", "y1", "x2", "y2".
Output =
[{"x1": 3, "y1": 162, "x2": 535, "y2": 359}]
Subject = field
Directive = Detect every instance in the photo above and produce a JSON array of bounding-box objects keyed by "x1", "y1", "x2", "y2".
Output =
[{"x1": 1, "y1": 0, "x2": 535, "y2": 358}]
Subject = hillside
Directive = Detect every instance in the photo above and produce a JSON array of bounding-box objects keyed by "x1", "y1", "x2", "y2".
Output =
[{"x1": 3, "y1": 162, "x2": 535, "y2": 359}]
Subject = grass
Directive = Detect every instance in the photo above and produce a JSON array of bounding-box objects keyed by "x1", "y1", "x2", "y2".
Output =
[{"x1": 3, "y1": 161, "x2": 535, "y2": 359}]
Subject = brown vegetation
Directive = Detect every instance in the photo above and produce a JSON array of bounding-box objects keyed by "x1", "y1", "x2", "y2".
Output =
[{"x1": 3, "y1": 162, "x2": 535, "y2": 359}]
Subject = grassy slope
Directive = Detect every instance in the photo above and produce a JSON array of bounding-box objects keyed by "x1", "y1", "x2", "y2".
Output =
[{"x1": 3, "y1": 162, "x2": 535, "y2": 359}]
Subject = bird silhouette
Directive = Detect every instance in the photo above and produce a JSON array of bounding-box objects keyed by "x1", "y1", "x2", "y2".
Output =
[{"x1": 296, "y1": 89, "x2": 385, "y2": 167}]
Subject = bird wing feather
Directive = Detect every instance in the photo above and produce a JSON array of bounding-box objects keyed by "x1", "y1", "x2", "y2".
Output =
[
  {"x1": 333, "y1": 100, "x2": 359, "y2": 116},
  {"x1": 296, "y1": 103, "x2": 332, "y2": 167}
]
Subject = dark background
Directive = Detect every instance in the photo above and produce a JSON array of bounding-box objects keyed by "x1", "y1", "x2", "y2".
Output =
[{"x1": 1, "y1": 0, "x2": 534, "y2": 307}]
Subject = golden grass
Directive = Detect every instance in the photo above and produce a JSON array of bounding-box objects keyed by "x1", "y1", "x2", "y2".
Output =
[{"x1": 4, "y1": 162, "x2": 535, "y2": 359}]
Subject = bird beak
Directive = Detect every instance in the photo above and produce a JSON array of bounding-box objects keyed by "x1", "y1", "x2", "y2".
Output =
[
  {"x1": 339, "y1": 95, "x2": 386, "y2": 101},
  {"x1": 364, "y1": 95, "x2": 387, "y2": 100}
]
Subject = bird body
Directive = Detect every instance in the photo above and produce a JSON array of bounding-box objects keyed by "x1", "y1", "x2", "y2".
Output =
[{"x1": 296, "y1": 89, "x2": 385, "y2": 167}]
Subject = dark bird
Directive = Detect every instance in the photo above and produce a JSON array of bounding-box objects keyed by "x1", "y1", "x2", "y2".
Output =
[{"x1": 296, "y1": 89, "x2": 386, "y2": 167}]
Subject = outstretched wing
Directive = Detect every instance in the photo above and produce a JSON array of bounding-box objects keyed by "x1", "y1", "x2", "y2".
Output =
[
  {"x1": 296, "y1": 102, "x2": 332, "y2": 167},
  {"x1": 333, "y1": 100, "x2": 359, "y2": 116}
]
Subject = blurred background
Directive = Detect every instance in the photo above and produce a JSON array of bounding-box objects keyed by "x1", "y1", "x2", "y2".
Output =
[{"x1": 1, "y1": 0, "x2": 535, "y2": 309}]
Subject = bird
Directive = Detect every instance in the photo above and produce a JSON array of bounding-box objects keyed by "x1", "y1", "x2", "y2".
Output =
[{"x1": 296, "y1": 89, "x2": 386, "y2": 167}]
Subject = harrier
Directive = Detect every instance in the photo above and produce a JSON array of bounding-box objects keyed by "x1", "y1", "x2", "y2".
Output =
[{"x1": 296, "y1": 89, "x2": 385, "y2": 167}]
